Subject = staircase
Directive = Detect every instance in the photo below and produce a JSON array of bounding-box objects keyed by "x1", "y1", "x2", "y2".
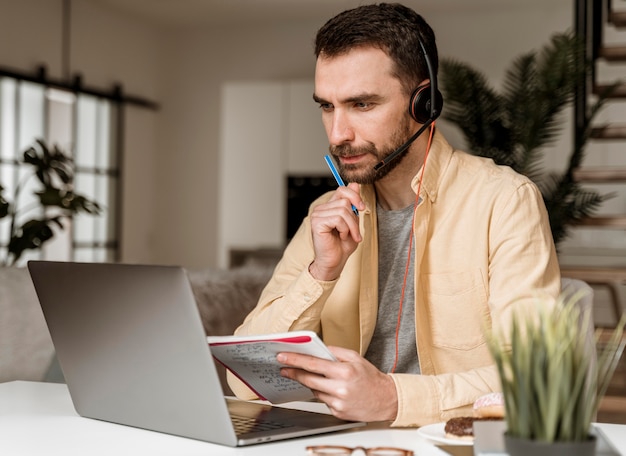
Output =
[{"x1": 560, "y1": 0, "x2": 626, "y2": 327}]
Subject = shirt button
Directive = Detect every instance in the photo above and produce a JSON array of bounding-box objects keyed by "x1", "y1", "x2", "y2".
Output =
[{"x1": 303, "y1": 293, "x2": 311, "y2": 302}]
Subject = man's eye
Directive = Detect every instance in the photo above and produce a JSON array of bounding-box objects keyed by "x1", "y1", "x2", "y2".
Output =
[
  {"x1": 355, "y1": 102, "x2": 372, "y2": 110},
  {"x1": 319, "y1": 103, "x2": 333, "y2": 112}
]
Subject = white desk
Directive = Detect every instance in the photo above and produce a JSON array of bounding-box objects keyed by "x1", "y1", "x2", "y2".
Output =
[{"x1": 1, "y1": 381, "x2": 624, "y2": 456}]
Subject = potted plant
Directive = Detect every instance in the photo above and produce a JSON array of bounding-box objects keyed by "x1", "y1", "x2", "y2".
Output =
[
  {"x1": 439, "y1": 31, "x2": 616, "y2": 249},
  {"x1": 486, "y1": 291, "x2": 625, "y2": 455},
  {"x1": 0, "y1": 139, "x2": 102, "y2": 266}
]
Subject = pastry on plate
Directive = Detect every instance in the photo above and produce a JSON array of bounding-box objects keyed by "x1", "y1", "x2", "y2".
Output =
[
  {"x1": 473, "y1": 392, "x2": 505, "y2": 418},
  {"x1": 443, "y1": 393, "x2": 505, "y2": 441},
  {"x1": 444, "y1": 416, "x2": 502, "y2": 441}
]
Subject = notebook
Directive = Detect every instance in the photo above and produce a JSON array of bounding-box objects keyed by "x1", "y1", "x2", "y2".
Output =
[{"x1": 27, "y1": 260, "x2": 364, "y2": 447}]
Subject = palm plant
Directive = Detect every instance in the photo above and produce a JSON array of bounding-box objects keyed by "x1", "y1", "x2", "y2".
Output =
[
  {"x1": 0, "y1": 139, "x2": 102, "y2": 266},
  {"x1": 439, "y1": 31, "x2": 614, "y2": 248}
]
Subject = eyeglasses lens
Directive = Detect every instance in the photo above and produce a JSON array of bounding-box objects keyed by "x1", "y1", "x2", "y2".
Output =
[
  {"x1": 307, "y1": 447, "x2": 352, "y2": 455},
  {"x1": 368, "y1": 449, "x2": 412, "y2": 456},
  {"x1": 306, "y1": 447, "x2": 412, "y2": 456}
]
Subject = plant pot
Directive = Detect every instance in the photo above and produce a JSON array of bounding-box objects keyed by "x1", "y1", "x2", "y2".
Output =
[{"x1": 504, "y1": 433, "x2": 597, "y2": 456}]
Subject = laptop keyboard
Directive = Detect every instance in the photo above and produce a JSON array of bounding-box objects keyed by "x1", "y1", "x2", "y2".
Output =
[{"x1": 231, "y1": 414, "x2": 295, "y2": 434}]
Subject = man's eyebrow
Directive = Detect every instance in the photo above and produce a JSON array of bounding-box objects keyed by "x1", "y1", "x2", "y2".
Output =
[{"x1": 312, "y1": 93, "x2": 384, "y2": 105}]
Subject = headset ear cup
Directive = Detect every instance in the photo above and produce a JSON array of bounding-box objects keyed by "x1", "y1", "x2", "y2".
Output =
[
  {"x1": 409, "y1": 85, "x2": 443, "y2": 123},
  {"x1": 409, "y1": 85, "x2": 431, "y2": 123}
]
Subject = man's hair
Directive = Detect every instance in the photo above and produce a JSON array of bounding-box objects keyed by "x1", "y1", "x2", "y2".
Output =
[{"x1": 314, "y1": 3, "x2": 437, "y2": 96}]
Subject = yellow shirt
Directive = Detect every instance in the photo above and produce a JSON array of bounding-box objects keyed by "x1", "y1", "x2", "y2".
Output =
[{"x1": 230, "y1": 131, "x2": 561, "y2": 426}]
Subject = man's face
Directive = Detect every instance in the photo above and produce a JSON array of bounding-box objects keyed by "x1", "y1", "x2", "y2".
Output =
[{"x1": 314, "y1": 47, "x2": 416, "y2": 184}]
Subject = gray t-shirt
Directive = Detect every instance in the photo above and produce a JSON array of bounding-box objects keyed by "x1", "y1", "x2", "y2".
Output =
[{"x1": 364, "y1": 203, "x2": 420, "y2": 374}]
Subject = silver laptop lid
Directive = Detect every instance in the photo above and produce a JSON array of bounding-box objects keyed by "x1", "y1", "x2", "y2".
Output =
[
  {"x1": 28, "y1": 261, "x2": 364, "y2": 447},
  {"x1": 28, "y1": 261, "x2": 239, "y2": 446}
]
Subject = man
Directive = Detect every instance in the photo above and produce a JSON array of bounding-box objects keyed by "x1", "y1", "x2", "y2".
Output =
[{"x1": 228, "y1": 3, "x2": 560, "y2": 426}]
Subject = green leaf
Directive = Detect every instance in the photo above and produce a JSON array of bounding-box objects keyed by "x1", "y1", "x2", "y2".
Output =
[
  {"x1": 0, "y1": 185, "x2": 9, "y2": 219},
  {"x1": 35, "y1": 188, "x2": 102, "y2": 215},
  {"x1": 7, "y1": 217, "x2": 63, "y2": 265},
  {"x1": 23, "y1": 139, "x2": 74, "y2": 186}
]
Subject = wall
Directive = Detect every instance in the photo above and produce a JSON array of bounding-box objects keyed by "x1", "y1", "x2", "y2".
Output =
[{"x1": 0, "y1": 0, "x2": 576, "y2": 269}]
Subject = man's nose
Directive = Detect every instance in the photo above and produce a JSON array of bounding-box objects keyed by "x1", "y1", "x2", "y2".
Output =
[{"x1": 328, "y1": 110, "x2": 355, "y2": 145}]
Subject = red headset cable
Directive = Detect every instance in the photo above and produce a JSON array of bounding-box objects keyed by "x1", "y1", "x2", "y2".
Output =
[{"x1": 389, "y1": 122, "x2": 436, "y2": 374}]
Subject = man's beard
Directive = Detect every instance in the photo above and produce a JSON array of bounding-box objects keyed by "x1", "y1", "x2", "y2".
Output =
[{"x1": 329, "y1": 119, "x2": 414, "y2": 184}]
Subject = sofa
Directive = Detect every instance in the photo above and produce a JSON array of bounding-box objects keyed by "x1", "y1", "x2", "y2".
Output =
[
  {"x1": 1, "y1": 263, "x2": 594, "y2": 395},
  {"x1": 0, "y1": 263, "x2": 275, "y2": 394}
]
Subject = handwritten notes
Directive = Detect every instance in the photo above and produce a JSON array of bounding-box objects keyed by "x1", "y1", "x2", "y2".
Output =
[{"x1": 207, "y1": 331, "x2": 336, "y2": 403}]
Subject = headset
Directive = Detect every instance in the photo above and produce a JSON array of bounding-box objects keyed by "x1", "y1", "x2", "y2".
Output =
[{"x1": 373, "y1": 38, "x2": 443, "y2": 171}]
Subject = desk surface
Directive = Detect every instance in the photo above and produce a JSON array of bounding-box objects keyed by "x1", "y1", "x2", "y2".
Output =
[{"x1": 1, "y1": 381, "x2": 624, "y2": 456}]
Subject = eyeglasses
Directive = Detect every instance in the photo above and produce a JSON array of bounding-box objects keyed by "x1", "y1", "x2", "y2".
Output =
[{"x1": 306, "y1": 445, "x2": 414, "y2": 455}]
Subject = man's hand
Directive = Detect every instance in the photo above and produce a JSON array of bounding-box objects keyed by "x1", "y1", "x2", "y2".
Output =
[
  {"x1": 277, "y1": 346, "x2": 398, "y2": 422},
  {"x1": 308, "y1": 182, "x2": 364, "y2": 281}
]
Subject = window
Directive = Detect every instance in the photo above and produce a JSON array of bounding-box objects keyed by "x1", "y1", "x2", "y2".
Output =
[{"x1": 0, "y1": 77, "x2": 120, "y2": 265}]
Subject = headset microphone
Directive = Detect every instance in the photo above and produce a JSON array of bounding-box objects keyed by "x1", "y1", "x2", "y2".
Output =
[
  {"x1": 373, "y1": 118, "x2": 434, "y2": 171},
  {"x1": 373, "y1": 38, "x2": 443, "y2": 171}
]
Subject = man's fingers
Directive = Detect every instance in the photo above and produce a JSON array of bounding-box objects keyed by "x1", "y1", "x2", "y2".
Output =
[{"x1": 277, "y1": 352, "x2": 335, "y2": 374}]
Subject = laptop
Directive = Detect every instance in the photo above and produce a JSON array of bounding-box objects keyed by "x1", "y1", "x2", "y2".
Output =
[{"x1": 27, "y1": 260, "x2": 364, "y2": 447}]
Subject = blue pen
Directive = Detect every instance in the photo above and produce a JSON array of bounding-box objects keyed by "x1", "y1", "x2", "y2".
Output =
[{"x1": 324, "y1": 154, "x2": 359, "y2": 216}]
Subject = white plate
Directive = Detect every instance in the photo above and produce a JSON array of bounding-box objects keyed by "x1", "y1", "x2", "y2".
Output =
[{"x1": 416, "y1": 422, "x2": 473, "y2": 446}]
